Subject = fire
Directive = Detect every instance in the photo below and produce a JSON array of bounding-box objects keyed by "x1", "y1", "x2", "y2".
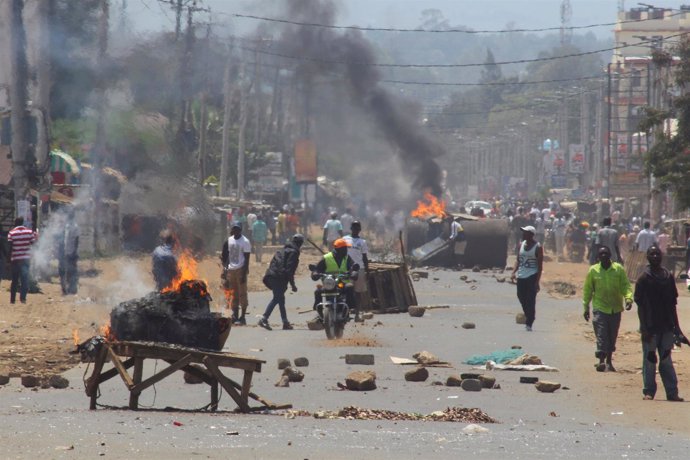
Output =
[
  {"x1": 72, "y1": 328, "x2": 80, "y2": 346},
  {"x1": 162, "y1": 250, "x2": 207, "y2": 295},
  {"x1": 410, "y1": 192, "x2": 446, "y2": 219},
  {"x1": 99, "y1": 323, "x2": 113, "y2": 340}
]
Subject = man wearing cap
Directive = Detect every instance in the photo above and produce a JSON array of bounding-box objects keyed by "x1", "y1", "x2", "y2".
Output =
[
  {"x1": 311, "y1": 238, "x2": 359, "y2": 320},
  {"x1": 511, "y1": 225, "x2": 543, "y2": 331},
  {"x1": 221, "y1": 222, "x2": 252, "y2": 325}
]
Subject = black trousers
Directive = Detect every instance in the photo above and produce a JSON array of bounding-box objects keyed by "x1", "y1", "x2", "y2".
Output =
[{"x1": 516, "y1": 274, "x2": 538, "y2": 327}]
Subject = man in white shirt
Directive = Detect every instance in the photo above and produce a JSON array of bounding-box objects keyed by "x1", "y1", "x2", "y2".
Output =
[
  {"x1": 322, "y1": 212, "x2": 343, "y2": 250},
  {"x1": 221, "y1": 222, "x2": 252, "y2": 325},
  {"x1": 343, "y1": 221, "x2": 369, "y2": 321},
  {"x1": 635, "y1": 222, "x2": 658, "y2": 253},
  {"x1": 340, "y1": 208, "x2": 354, "y2": 236}
]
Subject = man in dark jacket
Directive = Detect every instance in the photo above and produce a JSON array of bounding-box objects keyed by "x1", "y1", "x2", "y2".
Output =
[
  {"x1": 258, "y1": 234, "x2": 304, "y2": 330},
  {"x1": 152, "y1": 230, "x2": 179, "y2": 291},
  {"x1": 634, "y1": 245, "x2": 687, "y2": 401}
]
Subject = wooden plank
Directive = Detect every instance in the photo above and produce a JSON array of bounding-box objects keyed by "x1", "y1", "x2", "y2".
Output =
[
  {"x1": 203, "y1": 356, "x2": 249, "y2": 412},
  {"x1": 130, "y1": 354, "x2": 194, "y2": 394},
  {"x1": 241, "y1": 370, "x2": 253, "y2": 403},
  {"x1": 129, "y1": 358, "x2": 144, "y2": 410},
  {"x1": 87, "y1": 345, "x2": 109, "y2": 409},
  {"x1": 95, "y1": 358, "x2": 135, "y2": 385},
  {"x1": 211, "y1": 381, "x2": 219, "y2": 412},
  {"x1": 108, "y1": 347, "x2": 134, "y2": 388}
]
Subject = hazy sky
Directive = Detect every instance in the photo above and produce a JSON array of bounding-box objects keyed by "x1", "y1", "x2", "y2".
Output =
[{"x1": 128, "y1": 0, "x2": 687, "y2": 37}]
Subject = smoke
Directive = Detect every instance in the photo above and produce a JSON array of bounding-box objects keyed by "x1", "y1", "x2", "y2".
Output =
[{"x1": 276, "y1": 0, "x2": 444, "y2": 196}]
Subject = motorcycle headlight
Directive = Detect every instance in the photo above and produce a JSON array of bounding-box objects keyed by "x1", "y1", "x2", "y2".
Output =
[{"x1": 323, "y1": 276, "x2": 337, "y2": 290}]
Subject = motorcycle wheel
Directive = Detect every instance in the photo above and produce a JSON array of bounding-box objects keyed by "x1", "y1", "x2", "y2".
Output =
[
  {"x1": 324, "y1": 308, "x2": 336, "y2": 340},
  {"x1": 334, "y1": 321, "x2": 344, "y2": 339}
]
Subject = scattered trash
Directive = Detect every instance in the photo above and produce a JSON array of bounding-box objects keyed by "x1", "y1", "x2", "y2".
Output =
[
  {"x1": 226, "y1": 431, "x2": 239, "y2": 436},
  {"x1": 462, "y1": 423, "x2": 490, "y2": 434},
  {"x1": 611, "y1": 411, "x2": 624, "y2": 415},
  {"x1": 172, "y1": 421, "x2": 183, "y2": 427}
]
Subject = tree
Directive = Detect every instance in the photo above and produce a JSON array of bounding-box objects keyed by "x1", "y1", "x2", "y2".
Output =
[{"x1": 640, "y1": 38, "x2": 690, "y2": 209}]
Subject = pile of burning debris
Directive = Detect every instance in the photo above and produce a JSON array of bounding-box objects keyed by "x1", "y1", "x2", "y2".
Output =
[{"x1": 286, "y1": 406, "x2": 497, "y2": 423}]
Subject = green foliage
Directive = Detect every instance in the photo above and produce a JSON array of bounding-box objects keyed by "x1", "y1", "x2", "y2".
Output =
[{"x1": 641, "y1": 36, "x2": 690, "y2": 208}]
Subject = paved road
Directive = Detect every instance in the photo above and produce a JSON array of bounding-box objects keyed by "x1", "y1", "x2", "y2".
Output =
[{"x1": 1, "y1": 269, "x2": 689, "y2": 459}]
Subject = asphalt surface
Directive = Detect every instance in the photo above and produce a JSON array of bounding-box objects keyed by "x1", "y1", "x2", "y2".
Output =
[{"x1": 1, "y1": 268, "x2": 690, "y2": 459}]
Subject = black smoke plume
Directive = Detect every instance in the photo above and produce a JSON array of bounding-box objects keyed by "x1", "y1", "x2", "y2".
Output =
[{"x1": 276, "y1": 0, "x2": 444, "y2": 196}]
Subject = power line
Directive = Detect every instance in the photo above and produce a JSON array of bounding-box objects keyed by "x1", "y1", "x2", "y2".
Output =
[
  {"x1": 225, "y1": 10, "x2": 686, "y2": 35},
  {"x1": 239, "y1": 33, "x2": 687, "y2": 69}
]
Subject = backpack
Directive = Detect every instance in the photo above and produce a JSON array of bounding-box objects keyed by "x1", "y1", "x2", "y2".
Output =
[{"x1": 263, "y1": 249, "x2": 289, "y2": 290}]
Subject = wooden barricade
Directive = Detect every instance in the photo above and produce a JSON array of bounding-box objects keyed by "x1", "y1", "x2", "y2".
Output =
[
  {"x1": 363, "y1": 262, "x2": 418, "y2": 312},
  {"x1": 85, "y1": 341, "x2": 289, "y2": 413}
]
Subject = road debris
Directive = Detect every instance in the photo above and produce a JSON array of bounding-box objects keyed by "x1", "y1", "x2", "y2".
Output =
[
  {"x1": 345, "y1": 354, "x2": 375, "y2": 365},
  {"x1": 461, "y1": 379, "x2": 482, "y2": 392},
  {"x1": 408, "y1": 306, "x2": 426, "y2": 317},
  {"x1": 284, "y1": 406, "x2": 497, "y2": 423},
  {"x1": 294, "y1": 357, "x2": 309, "y2": 367},
  {"x1": 404, "y1": 366, "x2": 429, "y2": 382},
  {"x1": 461, "y1": 322, "x2": 476, "y2": 329},
  {"x1": 345, "y1": 371, "x2": 377, "y2": 391},
  {"x1": 535, "y1": 381, "x2": 561, "y2": 393},
  {"x1": 278, "y1": 359, "x2": 291, "y2": 370}
]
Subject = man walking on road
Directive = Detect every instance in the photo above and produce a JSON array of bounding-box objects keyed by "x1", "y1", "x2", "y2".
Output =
[
  {"x1": 596, "y1": 217, "x2": 624, "y2": 264},
  {"x1": 252, "y1": 213, "x2": 268, "y2": 263},
  {"x1": 221, "y1": 222, "x2": 252, "y2": 325},
  {"x1": 510, "y1": 225, "x2": 543, "y2": 331},
  {"x1": 258, "y1": 234, "x2": 304, "y2": 331},
  {"x1": 344, "y1": 221, "x2": 369, "y2": 321},
  {"x1": 322, "y1": 212, "x2": 343, "y2": 250},
  {"x1": 8, "y1": 217, "x2": 37, "y2": 304},
  {"x1": 583, "y1": 246, "x2": 633, "y2": 372},
  {"x1": 634, "y1": 245, "x2": 686, "y2": 401},
  {"x1": 635, "y1": 221, "x2": 658, "y2": 253}
]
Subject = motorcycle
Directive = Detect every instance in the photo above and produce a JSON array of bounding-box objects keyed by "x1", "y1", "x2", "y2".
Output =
[{"x1": 309, "y1": 264, "x2": 355, "y2": 340}]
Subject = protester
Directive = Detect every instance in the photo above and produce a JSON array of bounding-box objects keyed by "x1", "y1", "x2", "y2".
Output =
[
  {"x1": 635, "y1": 221, "x2": 658, "y2": 253},
  {"x1": 553, "y1": 214, "x2": 567, "y2": 261},
  {"x1": 7, "y1": 217, "x2": 37, "y2": 304},
  {"x1": 634, "y1": 245, "x2": 686, "y2": 401},
  {"x1": 0, "y1": 224, "x2": 7, "y2": 289},
  {"x1": 582, "y1": 246, "x2": 633, "y2": 372},
  {"x1": 221, "y1": 222, "x2": 252, "y2": 325},
  {"x1": 322, "y1": 211, "x2": 343, "y2": 250},
  {"x1": 596, "y1": 217, "x2": 624, "y2": 264},
  {"x1": 58, "y1": 211, "x2": 80, "y2": 295},
  {"x1": 286, "y1": 208, "x2": 300, "y2": 237},
  {"x1": 311, "y1": 238, "x2": 358, "y2": 320},
  {"x1": 245, "y1": 208, "x2": 257, "y2": 243},
  {"x1": 277, "y1": 209, "x2": 287, "y2": 244},
  {"x1": 340, "y1": 208, "x2": 354, "y2": 236},
  {"x1": 344, "y1": 221, "x2": 369, "y2": 321},
  {"x1": 258, "y1": 234, "x2": 304, "y2": 331},
  {"x1": 510, "y1": 225, "x2": 543, "y2": 331},
  {"x1": 251, "y1": 213, "x2": 268, "y2": 263},
  {"x1": 151, "y1": 229, "x2": 178, "y2": 291}
]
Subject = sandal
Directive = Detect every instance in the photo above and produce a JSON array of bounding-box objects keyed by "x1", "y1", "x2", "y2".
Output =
[{"x1": 643, "y1": 395, "x2": 654, "y2": 400}]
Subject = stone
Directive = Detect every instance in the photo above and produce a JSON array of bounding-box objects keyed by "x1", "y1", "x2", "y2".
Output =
[
  {"x1": 460, "y1": 275, "x2": 468, "y2": 281},
  {"x1": 446, "y1": 375, "x2": 463, "y2": 387},
  {"x1": 461, "y1": 378, "x2": 483, "y2": 392},
  {"x1": 48, "y1": 375, "x2": 69, "y2": 389},
  {"x1": 412, "y1": 271, "x2": 429, "y2": 279},
  {"x1": 404, "y1": 366, "x2": 429, "y2": 382},
  {"x1": 282, "y1": 367, "x2": 304, "y2": 383},
  {"x1": 535, "y1": 380, "x2": 561, "y2": 393},
  {"x1": 183, "y1": 371, "x2": 204, "y2": 384},
  {"x1": 275, "y1": 375, "x2": 290, "y2": 387},
  {"x1": 461, "y1": 322, "x2": 476, "y2": 329},
  {"x1": 278, "y1": 359, "x2": 291, "y2": 370},
  {"x1": 520, "y1": 376, "x2": 539, "y2": 384},
  {"x1": 408, "y1": 306, "x2": 426, "y2": 318},
  {"x1": 307, "y1": 318, "x2": 324, "y2": 331},
  {"x1": 472, "y1": 265, "x2": 481, "y2": 272},
  {"x1": 431, "y1": 380, "x2": 444, "y2": 386},
  {"x1": 294, "y1": 357, "x2": 309, "y2": 367},
  {"x1": 413, "y1": 351, "x2": 439, "y2": 364},
  {"x1": 345, "y1": 371, "x2": 377, "y2": 391},
  {"x1": 522, "y1": 355, "x2": 543, "y2": 365},
  {"x1": 0, "y1": 374, "x2": 10, "y2": 385},
  {"x1": 21, "y1": 375, "x2": 39, "y2": 388},
  {"x1": 478, "y1": 375, "x2": 496, "y2": 389},
  {"x1": 345, "y1": 354, "x2": 375, "y2": 365},
  {"x1": 515, "y1": 312, "x2": 527, "y2": 324},
  {"x1": 496, "y1": 277, "x2": 506, "y2": 283},
  {"x1": 362, "y1": 312, "x2": 374, "y2": 320},
  {"x1": 460, "y1": 372, "x2": 481, "y2": 380},
  {"x1": 511, "y1": 345, "x2": 522, "y2": 349}
]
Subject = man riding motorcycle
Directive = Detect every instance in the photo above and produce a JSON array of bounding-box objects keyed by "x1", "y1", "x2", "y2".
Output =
[{"x1": 311, "y1": 238, "x2": 360, "y2": 321}]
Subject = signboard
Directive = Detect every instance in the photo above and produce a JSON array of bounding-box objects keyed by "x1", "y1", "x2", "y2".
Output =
[
  {"x1": 550, "y1": 174, "x2": 568, "y2": 188},
  {"x1": 294, "y1": 139, "x2": 317, "y2": 183},
  {"x1": 568, "y1": 144, "x2": 585, "y2": 174},
  {"x1": 246, "y1": 151, "x2": 284, "y2": 193}
]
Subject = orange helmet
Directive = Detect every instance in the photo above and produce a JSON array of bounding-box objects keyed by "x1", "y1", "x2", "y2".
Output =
[{"x1": 333, "y1": 238, "x2": 351, "y2": 249}]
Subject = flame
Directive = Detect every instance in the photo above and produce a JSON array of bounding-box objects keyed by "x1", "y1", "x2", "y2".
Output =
[
  {"x1": 99, "y1": 323, "x2": 113, "y2": 341},
  {"x1": 410, "y1": 192, "x2": 446, "y2": 219},
  {"x1": 72, "y1": 328, "x2": 80, "y2": 346},
  {"x1": 162, "y1": 250, "x2": 207, "y2": 295}
]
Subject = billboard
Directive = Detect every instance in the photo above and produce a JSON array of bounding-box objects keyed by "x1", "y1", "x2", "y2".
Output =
[
  {"x1": 568, "y1": 144, "x2": 585, "y2": 174},
  {"x1": 294, "y1": 139, "x2": 317, "y2": 183}
]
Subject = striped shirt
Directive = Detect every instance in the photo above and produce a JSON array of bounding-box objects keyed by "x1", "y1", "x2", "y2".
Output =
[{"x1": 8, "y1": 226, "x2": 36, "y2": 261}]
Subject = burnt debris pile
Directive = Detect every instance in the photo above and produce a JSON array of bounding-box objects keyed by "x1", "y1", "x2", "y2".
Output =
[{"x1": 110, "y1": 280, "x2": 228, "y2": 350}]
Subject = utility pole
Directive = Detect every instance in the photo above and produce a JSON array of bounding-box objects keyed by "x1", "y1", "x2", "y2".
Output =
[
  {"x1": 237, "y1": 61, "x2": 249, "y2": 200},
  {"x1": 197, "y1": 23, "x2": 211, "y2": 184},
  {"x1": 9, "y1": 0, "x2": 30, "y2": 214},
  {"x1": 219, "y1": 57, "x2": 232, "y2": 196},
  {"x1": 35, "y1": 0, "x2": 54, "y2": 173}
]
